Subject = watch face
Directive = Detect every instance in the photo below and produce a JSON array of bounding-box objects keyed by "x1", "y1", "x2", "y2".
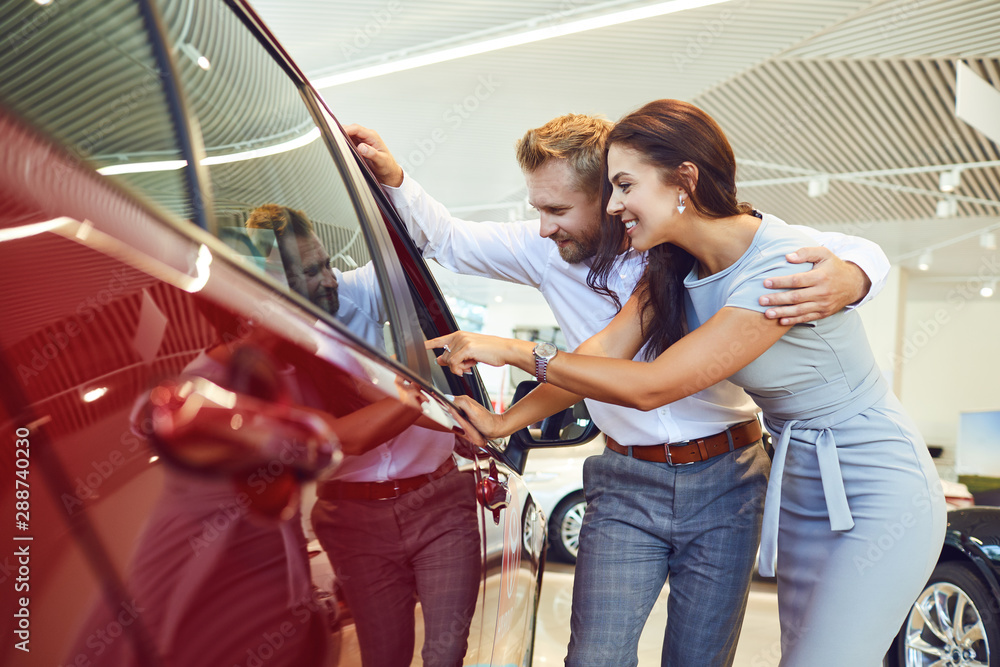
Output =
[{"x1": 534, "y1": 342, "x2": 557, "y2": 358}]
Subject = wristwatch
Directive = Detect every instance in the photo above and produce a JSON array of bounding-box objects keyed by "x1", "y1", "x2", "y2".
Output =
[{"x1": 532, "y1": 342, "x2": 558, "y2": 383}]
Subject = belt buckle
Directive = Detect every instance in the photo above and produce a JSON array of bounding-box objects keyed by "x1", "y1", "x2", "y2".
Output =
[
  {"x1": 392, "y1": 479, "x2": 402, "y2": 498},
  {"x1": 664, "y1": 441, "x2": 696, "y2": 466}
]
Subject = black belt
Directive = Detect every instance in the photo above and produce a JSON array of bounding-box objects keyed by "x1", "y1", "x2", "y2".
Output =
[{"x1": 317, "y1": 458, "x2": 456, "y2": 501}]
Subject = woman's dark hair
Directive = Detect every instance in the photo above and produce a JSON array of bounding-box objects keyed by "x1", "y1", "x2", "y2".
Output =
[{"x1": 588, "y1": 99, "x2": 753, "y2": 359}]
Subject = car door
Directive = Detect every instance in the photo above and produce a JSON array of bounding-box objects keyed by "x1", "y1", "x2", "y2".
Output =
[
  {"x1": 0, "y1": 1, "x2": 494, "y2": 665},
  {"x1": 352, "y1": 136, "x2": 547, "y2": 666}
]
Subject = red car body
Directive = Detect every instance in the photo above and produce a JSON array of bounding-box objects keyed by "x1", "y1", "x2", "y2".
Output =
[{"x1": 0, "y1": 1, "x2": 544, "y2": 665}]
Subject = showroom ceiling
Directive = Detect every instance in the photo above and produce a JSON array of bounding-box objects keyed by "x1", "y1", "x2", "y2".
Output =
[{"x1": 251, "y1": 0, "x2": 1000, "y2": 302}]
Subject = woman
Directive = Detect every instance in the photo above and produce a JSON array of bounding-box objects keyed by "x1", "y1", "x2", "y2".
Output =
[{"x1": 429, "y1": 99, "x2": 945, "y2": 666}]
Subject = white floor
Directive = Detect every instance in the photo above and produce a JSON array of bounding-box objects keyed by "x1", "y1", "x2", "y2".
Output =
[{"x1": 532, "y1": 563, "x2": 782, "y2": 667}]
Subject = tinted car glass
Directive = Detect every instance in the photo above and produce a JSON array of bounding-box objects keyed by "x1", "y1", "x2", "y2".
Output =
[
  {"x1": 154, "y1": 0, "x2": 397, "y2": 360},
  {"x1": 0, "y1": 0, "x2": 191, "y2": 219}
]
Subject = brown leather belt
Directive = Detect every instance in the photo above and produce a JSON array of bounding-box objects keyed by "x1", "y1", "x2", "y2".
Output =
[
  {"x1": 606, "y1": 419, "x2": 762, "y2": 465},
  {"x1": 318, "y1": 458, "x2": 456, "y2": 501}
]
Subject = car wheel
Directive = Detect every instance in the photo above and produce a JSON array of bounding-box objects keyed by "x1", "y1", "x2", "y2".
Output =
[
  {"x1": 898, "y1": 561, "x2": 1000, "y2": 667},
  {"x1": 548, "y1": 491, "x2": 586, "y2": 563}
]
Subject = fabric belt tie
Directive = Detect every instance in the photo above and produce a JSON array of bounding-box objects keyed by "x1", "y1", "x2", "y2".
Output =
[
  {"x1": 757, "y1": 423, "x2": 854, "y2": 578},
  {"x1": 756, "y1": 366, "x2": 888, "y2": 578}
]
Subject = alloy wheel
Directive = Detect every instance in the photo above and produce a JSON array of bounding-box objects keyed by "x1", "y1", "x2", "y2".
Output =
[
  {"x1": 559, "y1": 501, "x2": 586, "y2": 559},
  {"x1": 903, "y1": 582, "x2": 989, "y2": 667}
]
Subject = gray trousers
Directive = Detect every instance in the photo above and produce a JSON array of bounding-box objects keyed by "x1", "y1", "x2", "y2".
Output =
[
  {"x1": 566, "y1": 442, "x2": 770, "y2": 667},
  {"x1": 311, "y1": 468, "x2": 482, "y2": 667}
]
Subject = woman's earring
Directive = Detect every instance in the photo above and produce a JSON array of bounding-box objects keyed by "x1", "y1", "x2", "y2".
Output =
[{"x1": 677, "y1": 193, "x2": 686, "y2": 214}]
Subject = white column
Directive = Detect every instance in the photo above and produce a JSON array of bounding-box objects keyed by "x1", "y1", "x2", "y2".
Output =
[{"x1": 856, "y1": 265, "x2": 907, "y2": 395}]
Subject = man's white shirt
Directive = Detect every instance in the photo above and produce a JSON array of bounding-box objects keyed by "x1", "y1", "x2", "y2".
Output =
[
  {"x1": 332, "y1": 262, "x2": 455, "y2": 482},
  {"x1": 386, "y1": 173, "x2": 890, "y2": 445}
]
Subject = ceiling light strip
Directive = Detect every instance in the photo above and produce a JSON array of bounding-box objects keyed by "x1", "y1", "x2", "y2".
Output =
[
  {"x1": 201, "y1": 127, "x2": 321, "y2": 165},
  {"x1": 96, "y1": 127, "x2": 322, "y2": 175},
  {"x1": 312, "y1": 0, "x2": 731, "y2": 88},
  {"x1": 737, "y1": 158, "x2": 1000, "y2": 182}
]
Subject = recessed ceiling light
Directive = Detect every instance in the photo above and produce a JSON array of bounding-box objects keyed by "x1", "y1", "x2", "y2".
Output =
[
  {"x1": 917, "y1": 250, "x2": 932, "y2": 271},
  {"x1": 82, "y1": 387, "x2": 108, "y2": 403},
  {"x1": 935, "y1": 199, "x2": 958, "y2": 218},
  {"x1": 938, "y1": 168, "x2": 961, "y2": 193},
  {"x1": 807, "y1": 176, "x2": 829, "y2": 198},
  {"x1": 97, "y1": 128, "x2": 321, "y2": 175},
  {"x1": 180, "y1": 43, "x2": 211, "y2": 71}
]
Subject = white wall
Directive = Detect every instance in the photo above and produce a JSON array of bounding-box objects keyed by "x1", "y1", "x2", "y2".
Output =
[
  {"x1": 857, "y1": 266, "x2": 905, "y2": 390},
  {"x1": 478, "y1": 289, "x2": 558, "y2": 407},
  {"x1": 894, "y1": 298, "x2": 1000, "y2": 452}
]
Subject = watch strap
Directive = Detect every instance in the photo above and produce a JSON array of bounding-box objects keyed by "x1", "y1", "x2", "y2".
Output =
[{"x1": 535, "y1": 355, "x2": 547, "y2": 383}]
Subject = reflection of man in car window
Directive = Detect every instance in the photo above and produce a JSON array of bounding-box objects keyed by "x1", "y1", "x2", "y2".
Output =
[
  {"x1": 247, "y1": 204, "x2": 482, "y2": 666},
  {"x1": 246, "y1": 204, "x2": 386, "y2": 347},
  {"x1": 246, "y1": 205, "x2": 340, "y2": 315}
]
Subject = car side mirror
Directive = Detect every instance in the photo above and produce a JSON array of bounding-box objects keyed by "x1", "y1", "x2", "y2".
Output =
[{"x1": 502, "y1": 380, "x2": 600, "y2": 474}]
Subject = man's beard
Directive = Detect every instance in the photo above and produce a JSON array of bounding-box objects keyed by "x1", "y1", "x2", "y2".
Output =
[
  {"x1": 313, "y1": 286, "x2": 340, "y2": 316},
  {"x1": 554, "y1": 234, "x2": 598, "y2": 264}
]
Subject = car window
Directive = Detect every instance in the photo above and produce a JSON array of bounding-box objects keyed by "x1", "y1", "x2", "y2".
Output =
[
  {"x1": 0, "y1": 0, "x2": 192, "y2": 218},
  {"x1": 360, "y1": 196, "x2": 497, "y2": 403},
  {"x1": 154, "y1": 0, "x2": 398, "y2": 360}
]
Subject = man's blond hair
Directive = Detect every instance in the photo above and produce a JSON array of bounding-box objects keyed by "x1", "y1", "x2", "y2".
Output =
[
  {"x1": 246, "y1": 203, "x2": 315, "y2": 237},
  {"x1": 514, "y1": 114, "x2": 613, "y2": 198}
]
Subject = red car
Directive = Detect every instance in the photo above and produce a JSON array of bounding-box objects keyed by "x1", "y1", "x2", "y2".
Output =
[{"x1": 0, "y1": 1, "x2": 573, "y2": 664}]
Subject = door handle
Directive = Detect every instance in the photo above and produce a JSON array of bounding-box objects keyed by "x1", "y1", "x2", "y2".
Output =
[
  {"x1": 477, "y1": 460, "x2": 509, "y2": 523},
  {"x1": 477, "y1": 475, "x2": 509, "y2": 512},
  {"x1": 146, "y1": 375, "x2": 342, "y2": 502}
]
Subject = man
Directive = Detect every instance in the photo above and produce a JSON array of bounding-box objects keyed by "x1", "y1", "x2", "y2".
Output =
[
  {"x1": 246, "y1": 204, "x2": 481, "y2": 667},
  {"x1": 347, "y1": 115, "x2": 889, "y2": 666},
  {"x1": 245, "y1": 203, "x2": 385, "y2": 345}
]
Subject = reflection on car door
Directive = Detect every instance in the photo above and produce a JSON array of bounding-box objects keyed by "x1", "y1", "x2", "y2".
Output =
[
  {"x1": 0, "y1": 1, "x2": 492, "y2": 666},
  {"x1": 355, "y1": 168, "x2": 546, "y2": 667}
]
